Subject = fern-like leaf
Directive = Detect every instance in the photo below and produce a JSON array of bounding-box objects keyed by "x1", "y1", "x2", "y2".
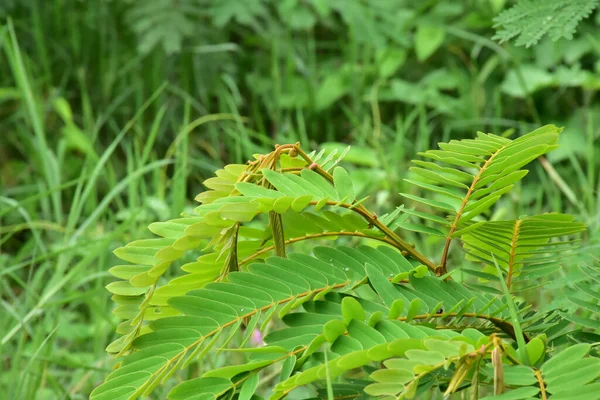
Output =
[
  {"x1": 105, "y1": 144, "x2": 434, "y2": 357},
  {"x1": 563, "y1": 257, "x2": 600, "y2": 331},
  {"x1": 210, "y1": 0, "x2": 267, "y2": 27},
  {"x1": 461, "y1": 213, "x2": 585, "y2": 291},
  {"x1": 403, "y1": 125, "x2": 561, "y2": 273},
  {"x1": 94, "y1": 245, "x2": 528, "y2": 399},
  {"x1": 493, "y1": 0, "x2": 600, "y2": 47},
  {"x1": 97, "y1": 137, "x2": 595, "y2": 400},
  {"x1": 126, "y1": 0, "x2": 202, "y2": 54}
]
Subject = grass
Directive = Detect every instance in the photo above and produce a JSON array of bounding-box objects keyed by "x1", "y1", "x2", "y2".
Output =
[
  {"x1": 1, "y1": 1, "x2": 599, "y2": 398},
  {"x1": 0, "y1": 20, "x2": 187, "y2": 397}
]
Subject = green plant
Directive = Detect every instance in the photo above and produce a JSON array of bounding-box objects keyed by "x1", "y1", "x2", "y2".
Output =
[
  {"x1": 93, "y1": 125, "x2": 599, "y2": 399},
  {"x1": 4, "y1": 2, "x2": 600, "y2": 399},
  {"x1": 493, "y1": 0, "x2": 599, "y2": 47}
]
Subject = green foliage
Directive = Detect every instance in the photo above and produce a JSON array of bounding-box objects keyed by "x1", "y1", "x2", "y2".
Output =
[
  {"x1": 493, "y1": 0, "x2": 600, "y2": 47},
  {"x1": 95, "y1": 127, "x2": 599, "y2": 399},
  {"x1": 462, "y1": 214, "x2": 585, "y2": 290},
  {"x1": 401, "y1": 125, "x2": 571, "y2": 273},
  {"x1": 126, "y1": 0, "x2": 201, "y2": 54},
  {"x1": 3, "y1": 1, "x2": 600, "y2": 399}
]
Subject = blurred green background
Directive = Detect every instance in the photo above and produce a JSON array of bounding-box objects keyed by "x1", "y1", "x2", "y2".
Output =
[{"x1": 1, "y1": 1, "x2": 599, "y2": 398}]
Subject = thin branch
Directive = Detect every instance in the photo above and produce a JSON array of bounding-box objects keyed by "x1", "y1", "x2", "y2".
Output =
[
  {"x1": 440, "y1": 149, "x2": 502, "y2": 275},
  {"x1": 239, "y1": 231, "x2": 397, "y2": 266},
  {"x1": 507, "y1": 220, "x2": 522, "y2": 291},
  {"x1": 396, "y1": 312, "x2": 528, "y2": 343},
  {"x1": 293, "y1": 145, "x2": 439, "y2": 272},
  {"x1": 535, "y1": 369, "x2": 548, "y2": 400}
]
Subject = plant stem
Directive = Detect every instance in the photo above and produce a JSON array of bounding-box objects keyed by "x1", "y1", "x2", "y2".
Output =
[
  {"x1": 440, "y1": 149, "x2": 501, "y2": 275},
  {"x1": 292, "y1": 145, "x2": 439, "y2": 272},
  {"x1": 239, "y1": 231, "x2": 398, "y2": 266}
]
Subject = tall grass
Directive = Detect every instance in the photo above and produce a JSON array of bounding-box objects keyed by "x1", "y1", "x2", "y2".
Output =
[{"x1": 0, "y1": 19, "x2": 239, "y2": 398}]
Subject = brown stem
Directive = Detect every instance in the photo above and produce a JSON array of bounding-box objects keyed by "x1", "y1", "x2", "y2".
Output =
[
  {"x1": 292, "y1": 145, "x2": 438, "y2": 273},
  {"x1": 403, "y1": 343, "x2": 494, "y2": 400},
  {"x1": 366, "y1": 213, "x2": 438, "y2": 272},
  {"x1": 397, "y1": 312, "x2": 526, "y2": 343},
  {"x1": 507, "y1": 220, "x2": 522, "y2": 291},
  {"x1": 240, "y1": 231, "x2": 398, "y2": 266},
  {"x1": 439, "y1": 149, "x2": 501, "y2": 275},
  {"x1": 269, "y1": 211, "x2": 286, "y2": 258},
  {"x1": 535, "y1": 370, "x2": 547, "y2": 400}
]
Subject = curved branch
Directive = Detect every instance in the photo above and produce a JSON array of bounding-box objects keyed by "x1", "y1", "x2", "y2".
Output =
[
  {"x1": 292, "y1": 146, "x2": 439, "y2": 273},
  {"x1": 239, "y1": 231, "x2": 398, "y2": 266},
  {"x1": 397, "y1": 312, "x2": 529, "y2": 343}
]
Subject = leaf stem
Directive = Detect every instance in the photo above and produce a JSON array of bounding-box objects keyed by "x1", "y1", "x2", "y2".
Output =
[
  {"x1": 507, "y1": 219, "x2": 522, "y2": 291},
  {"x1": 440, "y1": 149, "x2": 502, "y2": 275},
  {"x1": 239, "y1": 231, "x2": 398, "y2": 266},
  {"x1": 534, "y1": 370, "x2": 547, "y2": 400},
  {"x1": 292, "y1": 145, "x2": 439, "y2": 272},
  {"x1": 269, "y1": 211, "x2": 286, "y2": 258},
  {"x1": 397, "y1": 312, "x2": 524, "y2": 342}
]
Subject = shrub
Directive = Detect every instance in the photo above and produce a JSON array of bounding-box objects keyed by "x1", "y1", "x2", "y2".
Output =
[{"x1": 93, "y1": 125, "x2": 599, "y2": 399}]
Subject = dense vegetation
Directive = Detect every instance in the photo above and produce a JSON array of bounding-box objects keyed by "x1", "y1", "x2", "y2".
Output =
[
  {"x1": 1, "y1": 1, "x2": 599, "y2": 399},
  {"x1": 92, "y1": 126, "x2": 598, "y2": 399}
]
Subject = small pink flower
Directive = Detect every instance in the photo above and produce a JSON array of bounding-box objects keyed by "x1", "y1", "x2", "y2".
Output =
[{"x1": 251, "y1": 329, "x2": 263, "y2": 346}]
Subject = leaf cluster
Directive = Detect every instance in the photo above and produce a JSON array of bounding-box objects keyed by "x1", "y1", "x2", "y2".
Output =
[
  {"x1": 493, "y1": 0, "x2": 599, "y2": 47},
  {"x1": 96, "y1": 127, "x2": 598, "y2": 399}
]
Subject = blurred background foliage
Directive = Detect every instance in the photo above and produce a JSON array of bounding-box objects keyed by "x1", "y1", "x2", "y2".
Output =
[{"x1": 1, "y1": 0, "x2": 599, "y2": 398}]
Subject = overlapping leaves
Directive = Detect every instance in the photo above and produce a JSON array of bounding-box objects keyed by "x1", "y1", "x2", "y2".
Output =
[
  {"x1": 94, "y1": 245, "x2": 524, "y2": 399},
  {"x1": 98, "y1": 134, "x2": 597, "y2": 400},
  {"x1": 403, "y1": 125, "x2": 560, "y2": 236},
  {"x1": 493, "y1": 0, "x2": 599, "y2": 48},
  {"x1": 461, "y1": 213, "x2": 585, "y2": 291},
  {"x1": 106, "y1": 163, "x2": 249, "y2": 354},
  {"x1": 105, "y1": 149, "x2": 379, "y2": 354},
  {"x1": 402, "y1": 125, "x2": 562, "y2": 272},
  {"x1": 562, "y1": 257, "x2": 600, "y2": 333}
]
